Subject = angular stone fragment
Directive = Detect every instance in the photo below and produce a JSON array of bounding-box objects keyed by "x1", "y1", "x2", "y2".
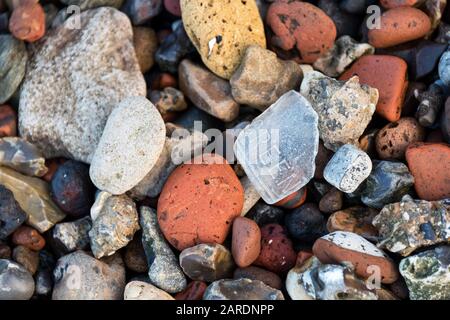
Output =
[
  {"x1": 327, "y1": 207, "x2": 379, "y2": 242},
  {"x1": 52, "y1": 251, "x2": 125, "y2": 300},
  {"x1": 240, "y1": 176, "x2": 261, "y2": 216},
  {"x1": 234, "y1": 90, "x2": 319, "y2": 204},
  {"x1": 0, "y1": 185, "x2": 27, "y2": 240},
  {"x1": 0, "y1": 137, "x2": 47, "y2": 177},
  {"x1": 230, "y1": 45, "x2": 302, "y2": 111},
  {"x1": 179, "y1": 60, "x2": 239, "y2": 122},
  {"x1": 19, "y1": 8, "x2": 146, "y2": 163},
  {"x1": 140, "y1": 206, "x2": 186, "y2": 293},
  {"x1": 0, "y1": 166, "x2": 65, "y2": 233},
  {"x1": 51, "y1": 217, "x2": 92, "y2": 254},
  {"x1": 373, "y1": 197, "x2": 450, "y2": 256},
  {"x1": 89, "y1": 192, "x2": 139, "y2": 259},
  {"x1": 124, "y1": 280, "x2": 174, "y2": 300},
  {"x1": 399, "y1": 246, "x2": 450, "y2": 300},
  {"x1": 204, "y1": 279, "x2": 284, "y2": 300},
  {"x1": 361, "y1": 161, "x2": 414, "y2": 209},
  {"x1": 0, "y1": 259, "x2": 34, "y2": 300},
  {"x1": 179, "y1": 243, "x2": 234, "y2": 283},
  {"x1": 324, "y1": 144, "x2": 372, "y2": 193},
  {"x1": 301, "y1": 73, "x2": 378, "y2": 151},
  {"x1": 313, "y1": 36, "x2": 374, "y2": 77}
]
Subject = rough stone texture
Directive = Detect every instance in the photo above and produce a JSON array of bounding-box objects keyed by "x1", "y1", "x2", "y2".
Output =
[
  {"x1": 52, "y1": 251, "x2": 125, "y2": 300},
  {"x1": 0, "y1": 259, "x2": 35, "y2": 300},
  {"x1": 301, "y1": 73, "x2": 378, "y2": 152},
  {"x1": 51, "y1": 217, "x2": 92, "y2": 254},
  {"x1": 439, "y1": 51, "x2": 450, "y2": 86},
  {"x1": 140, "y1": 206, "x2": 186, "y2": 293},
  {"x1": 361, "y1": 161, "x2": 414, "y2": 209},
  {"x1": 181, "y1": 0, "x2": 266, "y2": 79},
  {"x1": 149, "y1": 87, "x2": 187, "y2": 116},
  {"x1": 313, "y1": 36, "x2": 375, "y2": 77},
  {"x1": 399, "y1": 246, "x2": 450, "y2": 300},
  {"x1": 235, "y1": 90, "x2": 319, "y2": 204},
  {"x1": 0, "y1": 137, "x2": 47, "y2": 177},
  {"x1": 89, "y1": 192, "x2": 139, "y2": 259},
  {"x1": 179, "y1": 243, "x2": 234, "y2": 282},
  {"x1": 178, "y1": 60, "x2": 239, "y2": 122},
  {"x1": 0, "y1": 185, "x2": 27, "y2": 240},
  {"x1": 0, "y1": 166, "x2": 65, "y2": 233},
  {"x1": 0, "y1": 35, "x2": 27, "y2": 104},
  {"x1": 373, "y1": 197, "x2": 449, "y2": 256},
  {"x1": 327, "y1": 207, "x2": 379, "y2": 242},
  {"x1": 19, "y1": 7, "x2": 146, "y2": 163},
  {"x1": 204, "y1": 278, "x2": 284, "y2": 300},
  {"x1": 124, "y1": 281, "x2": 174, "y2": 300},
  {"x1": 90, "y1": 96, "x2": 165, "y2": 195},
  {"x1": 324, "y1": 144, "x2": 372, "y2": 193},
  {"x1": 60, "y1": 0, "x2": 124, "y2": 10},
  {"x1": 230, "y1": 45, "x2": 302, "y2": 111}
]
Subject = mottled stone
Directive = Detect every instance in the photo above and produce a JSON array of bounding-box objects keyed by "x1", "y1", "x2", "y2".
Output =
[
  {"x1": 52, "y1": 251, "x2": 126, "y2": 300},
  {"x1": 149, "y1": 87, "x2": 187, "y2": 116},
  {"x1": 140, "y1": 206, "x2": 186, "y2": 293},
  {"x1": 179, "y1": 243, "x2": 234, "y2": 282},
  {"x1": 19, "y1": 8, "x2": 146, "y2": 163},
  {"x1": 301, "y1": 73, "x2": 377, "y2": 152},
  {"x1": 11, "y1": 226, "x2": 45, "y2": 251},
  {"x1": 89, "y1": 192, "x2": 139, "y2": 259},
  {"x1": 247, "y1": 203, "x2": 285, "y2": 227},
  {"x1": 324, "y1": 144, "x2": 372, "y2": 193},
  {"x1": 319, "y1": 188, "x2": 343, "y2": 213},
  {"x1": 230, "y1": 45, "x2": 302, "y2": 111},
  {"x1": 0, "y1": 185, "x2": 27, "y2": 240},
  {"x1": 9, "y1": 2, "x2": 45, "y2": 42},
  {"x1": 285, "y1": 203, "x2": 326, "y2": 243},
  {"x1": 124, "y1": 280, "x2": 174, "y2": 300},
  {"x1": 313, "y1": 36, "x2": 374, "y2": 77},
  {"x1": 0, "y1": 137, "x2": 47, "y2": 177},
  {"x1": 439, "y1": 51, "x2": 450, "y2": 87},
  {"x1": 34, "y1": 268, "x2": 53, "y2": 296},
  {"x1": 327, "y1": 207, "x2": 379, "y2": 242},
  {"x1": 361, "y1": 161, "x2": 414, "y2": 209},
  {"x1": 121, "y1": 0, "x2": 162, "y2": 25},
  {"x1": 373, "y1": 197, "x2": 450, "y2": 256},
  {"x1": 89, "y1": 96, "x2": 165, "y2": 195},
  {"x1": 12, "y1": 245, "x2": 39, "y2": 275},
  {"x1": 0, "y1": 104, "x2": 17, "y2": 138},
  {"x1": 399, "y1": 246, "x2": 450, "y2": 300},
  {"x1": 0, "y1": 35, "x2": 27, "y2": 105},
  {"x1": 232, "y1": 217, "x2": 261, "y2": 268},
  {"x1": 0, "y1": 259, "x2": 34, "y2": 300},
  {"x1": 174, "y1": 281, "x2": 207, "y2": 300},
  {"x1": 51, "y1": 217, "x2": 92, "y2": 254},
  {"x1": 204, "y1": 279, "x2": 284, "y2": 300},
  {"x1": 0, "y1": 166, "x2": 65, "y2": 233}
]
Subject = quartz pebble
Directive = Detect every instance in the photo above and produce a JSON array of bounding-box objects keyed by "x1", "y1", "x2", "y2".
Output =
[
  {"x1": 12, "y1": 245, "x2": 39, "y2": 275},
  {"x1": 230, "y1": 45, "x2": 302, "y2": 111},
  {"x1": 51, "y1": 217, "x2": 92, "y2": 254},
  {"x1": 327, "y1": 207, "x2": 379, "y2": 242},
  {"x1": 178, "y1": 59, "x2": 239, "y2": 122},
  {"x1": 140, "y1": 206, "x2": 186, "y2": 293},
  {"x1": 52, "y1": 251, "x2": 125, "y2": 300},
  {"x1": 235, "y1": 90, "x2": 319, "y2": 204},
  {"x1": 0, "y1": 259, "x2": 35, "y2": 300},
  {"x1": 12, "y1": 226, "x2": 45, "y2": 251},
  {"x1": 399, "y1": 246, "x2": 450, "y2": 300},
  {"x1": 122, "y1": 0, "x2": 162, "y2": 25},
  {"x1": 301, "y1": 73, "x2": 377, "y2": 151},
  {"x1": 313, "y1": 231, "x2": 399, "y2": 284},
  {"x1": 204, "y1": 278, "x2": 284, "y2": 300},
  {"x1": 232, "y1": 217, "x2": 261, "y2": 268},
  {"x1": 0, "y1": 185, "x2": 27, "y2": 240},
  {"x1": 285, "y1": 203, "x2": 327, "y2": 243},
  {"x1": 179, "y1": 243, "x2": 234, "y2": 283},
  {"x1": 124, "y1": 280, "x2": 174, "y2": 300},
  {"x1": 233, "y1": 266, "x2": 282, "y2": 290},
  {"x1": 324, "y1": 144, "x2": 372, "y2": 194},
  {"x1": 373, "y1": 197, "x2": 450, "y2": 256},
  {"x1": 90, "y1": 96, "x2": 165, "y2": 195},
  {"x1": 89, "y1": 192, "x2": 139, "y2": 259},
  {"x1": 181, "y1": 0, "x2": 266, "y2": 79}
]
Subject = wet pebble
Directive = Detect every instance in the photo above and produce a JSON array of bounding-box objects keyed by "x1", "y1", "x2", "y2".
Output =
[{"x1": 9, "y1": 2, "x2": 45, "y2": 42}]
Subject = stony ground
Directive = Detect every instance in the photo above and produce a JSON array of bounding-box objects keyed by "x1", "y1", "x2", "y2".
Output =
[{"x1": 0, "y1": 0, "x2": 449, "y2": 301}]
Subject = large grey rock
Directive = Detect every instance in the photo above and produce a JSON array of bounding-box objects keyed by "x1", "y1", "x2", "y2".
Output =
[
  {"x1": 52, "y1": 250, "x2": 126, "y2": 300},
  {"x1": 0, "y1": 35, "x2": 27, "y2": 104},
  {"x1": 0, "y1": 259, "x2": 35, "y2": 300},
  {"x1": 19, "y1": 7, "x2": 146, "y2": 163},
  {"x1": 89, "y1": 96, "x2": 165, "y2": 195}
]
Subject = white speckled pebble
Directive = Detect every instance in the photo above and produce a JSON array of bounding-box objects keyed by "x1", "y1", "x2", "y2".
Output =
[{"x1": 90, "y1": 96, "x2": 166, "y2": 195}]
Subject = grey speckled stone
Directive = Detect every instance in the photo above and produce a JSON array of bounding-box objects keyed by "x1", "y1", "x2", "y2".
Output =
[
  {"x1": 140, "y1": 206, "x2": 186, "y2": 293},
  {"x1": 19, "y1": 7, "x2": 146, "y2": 163},
  {"x1": 0, "y1": 35, "x2": 27, "y2": 105},
  {"x1": 204, "y1": 279, "x2": 284, "y2": 300},
  {"x1": 399, "y1": 246, "x2": 450, "y2": 300},
  {"x1": 89, "y1": 192, "x2": 139, "y2": 259},
  {"x1": 52, "y1": 216, "x2": 92, "y2": 254},
  {"x1": 52, "y1": 251, "x2": 125, "y2": 300},
  {"x1": 373, "y1": 197, "x2": 450, "y2": 257},
  {"x1": 89, "y1": 96, "x2": 165, "y2": 195},
  {"x1": 324, "y1": 144, "x2": 372, "y2": 193},
  {"x1": 0, "y1": 259, "x2": 35, "y2": 300},
  {"x1": 0, "y1": 137, "x2": 47, "y2": 177}
]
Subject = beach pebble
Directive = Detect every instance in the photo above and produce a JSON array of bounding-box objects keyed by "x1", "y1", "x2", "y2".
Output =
[
  {"x1": 414, "y1": 83, "x2": 445, "y2": 127},
  {"x1": 0, "y1": 259, "x2": 34, "y2": 300},
  {"x1": 175, "y1": 281, "x2": 207, "y2": 300},
  {"x1": 12, "y1": 245, "x2": 39, "y2": 275},
  {"x1": 12, "y1": 226, "x2": 45, "y2": 251},
  {"x1": 232, "y1": 217, "x2": 261, "y2": 268},
  {"x1": 124, "y1": 234, "x2": 148, "y2": 273},
  {"x1": 285, "y1": 203, "x2": 327, "y2": 243},
  {"x1": 240, "y1": 176, "x2": 261, "y2": 216},
  {"x1": 9, "y1": 2, "x2": 45, "y2": 42},
  {"x1": 0, "y1": 185, "x2": 27, "y2": 240},
  {"x1": 274, "y1": 188, "x2": 307, "y2": 210},
  {"x1": 233, "y1": 266, "x2": 282, "y2": 290},
  {"x1": 247, "y1": 203, "x2": 285, "y2": 227},
  {"x1": 133, "y1": 26, "x2": 157, "y2": 73},
  {"x1": 51, "y1": 217, "x2": 92, "y2": 254},
  {"x1": 124, "y1": 280, "x2": 174, "y2": 300},
  {"x1": 122, "y1": 0, "x2": 162, "y2": 25},
  {"x1": 204, "y1": 278, "x2": 284, "y2": 300},
  {"x1": 380, "y1": 0, "x2": 420, "y2": 8},
  {"x1": 319, "y1": 188, "x2": 343, "y2": 213},
  {"x1": 327, "y1": 207, "x2": 379, "y2": 242},
  {"x1": 0, "y1": 105, "x2": 17, "y2": 137}
]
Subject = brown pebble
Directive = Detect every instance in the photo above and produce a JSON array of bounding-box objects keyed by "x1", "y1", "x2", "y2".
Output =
[
  {"x1": 0, "y1": 242, "x2": 11, "y2": 259},
  {"x1": 12, "y1": 245, "x2": 39, "y2": 275},
  {"x1": 133, "y1": 27, "x2": 158, "y2": 74},
  {"x1": 12, "y1": 226, "x2": 46, "y2": 251},
  {"x1": 0, "y1": 105, "x2": 17, "y2": 138},
  {"x1": 233, "y1": 266, "x2": 283, "y2": 290},
  {"x1": 232, "y1": 217, "x2": 261, "y2": 268},
  {"x1": 9, "y1": 2, "x2": 45, "y2": 42},
  {"x1": 318, "y1": 187, "x2": 343, "y2": 213},
  {"x1": 174, "y1": 281, "x2": 207, "y2": 300}
]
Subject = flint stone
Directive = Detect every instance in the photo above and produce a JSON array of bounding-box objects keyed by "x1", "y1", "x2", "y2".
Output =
[
  {"x1": 52, "y1": 250, "x2": 126, "y2": 300},
  {"x1": 19, "y1": 7, "x2": 146, "y2": 163},
  {"x1": 0, "y1": 166, "x2": 65, "y2": 233},
  {"x1": 0, "y1": 184, "x2": 27, "y2": 239},
  {"x1": 204, "y1": 279, "x2": 284, "y2": 300},
  {"x1": 140, "y1": 206, "x2": 186, "y2": 293},
  {"x1": 0, "y1": 35, "x2": 27, "y2": 104},
  {"x1": 51, "y1": 216, "x2": 92, "y2": 254},
  {"x1": 0, "y1": 259, "x2": 35, "y2": 300}
]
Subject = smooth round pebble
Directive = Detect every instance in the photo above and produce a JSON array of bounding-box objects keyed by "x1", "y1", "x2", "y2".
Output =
[
  {"x1": 124, "y1": 280, "x2": 174, "y2": 300},
  {"x1": 0, "y1": 259, "x2": 35, "y2": 300},
  {"x1": 232, "y1": 217, "x2": 261, "y2": 268},
  {"x1": 285, "y1": 203, "x2": 327, "y2": 243},
  {"x1": 12, "y1": 226, "x2": 45, "y2": 251}
]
